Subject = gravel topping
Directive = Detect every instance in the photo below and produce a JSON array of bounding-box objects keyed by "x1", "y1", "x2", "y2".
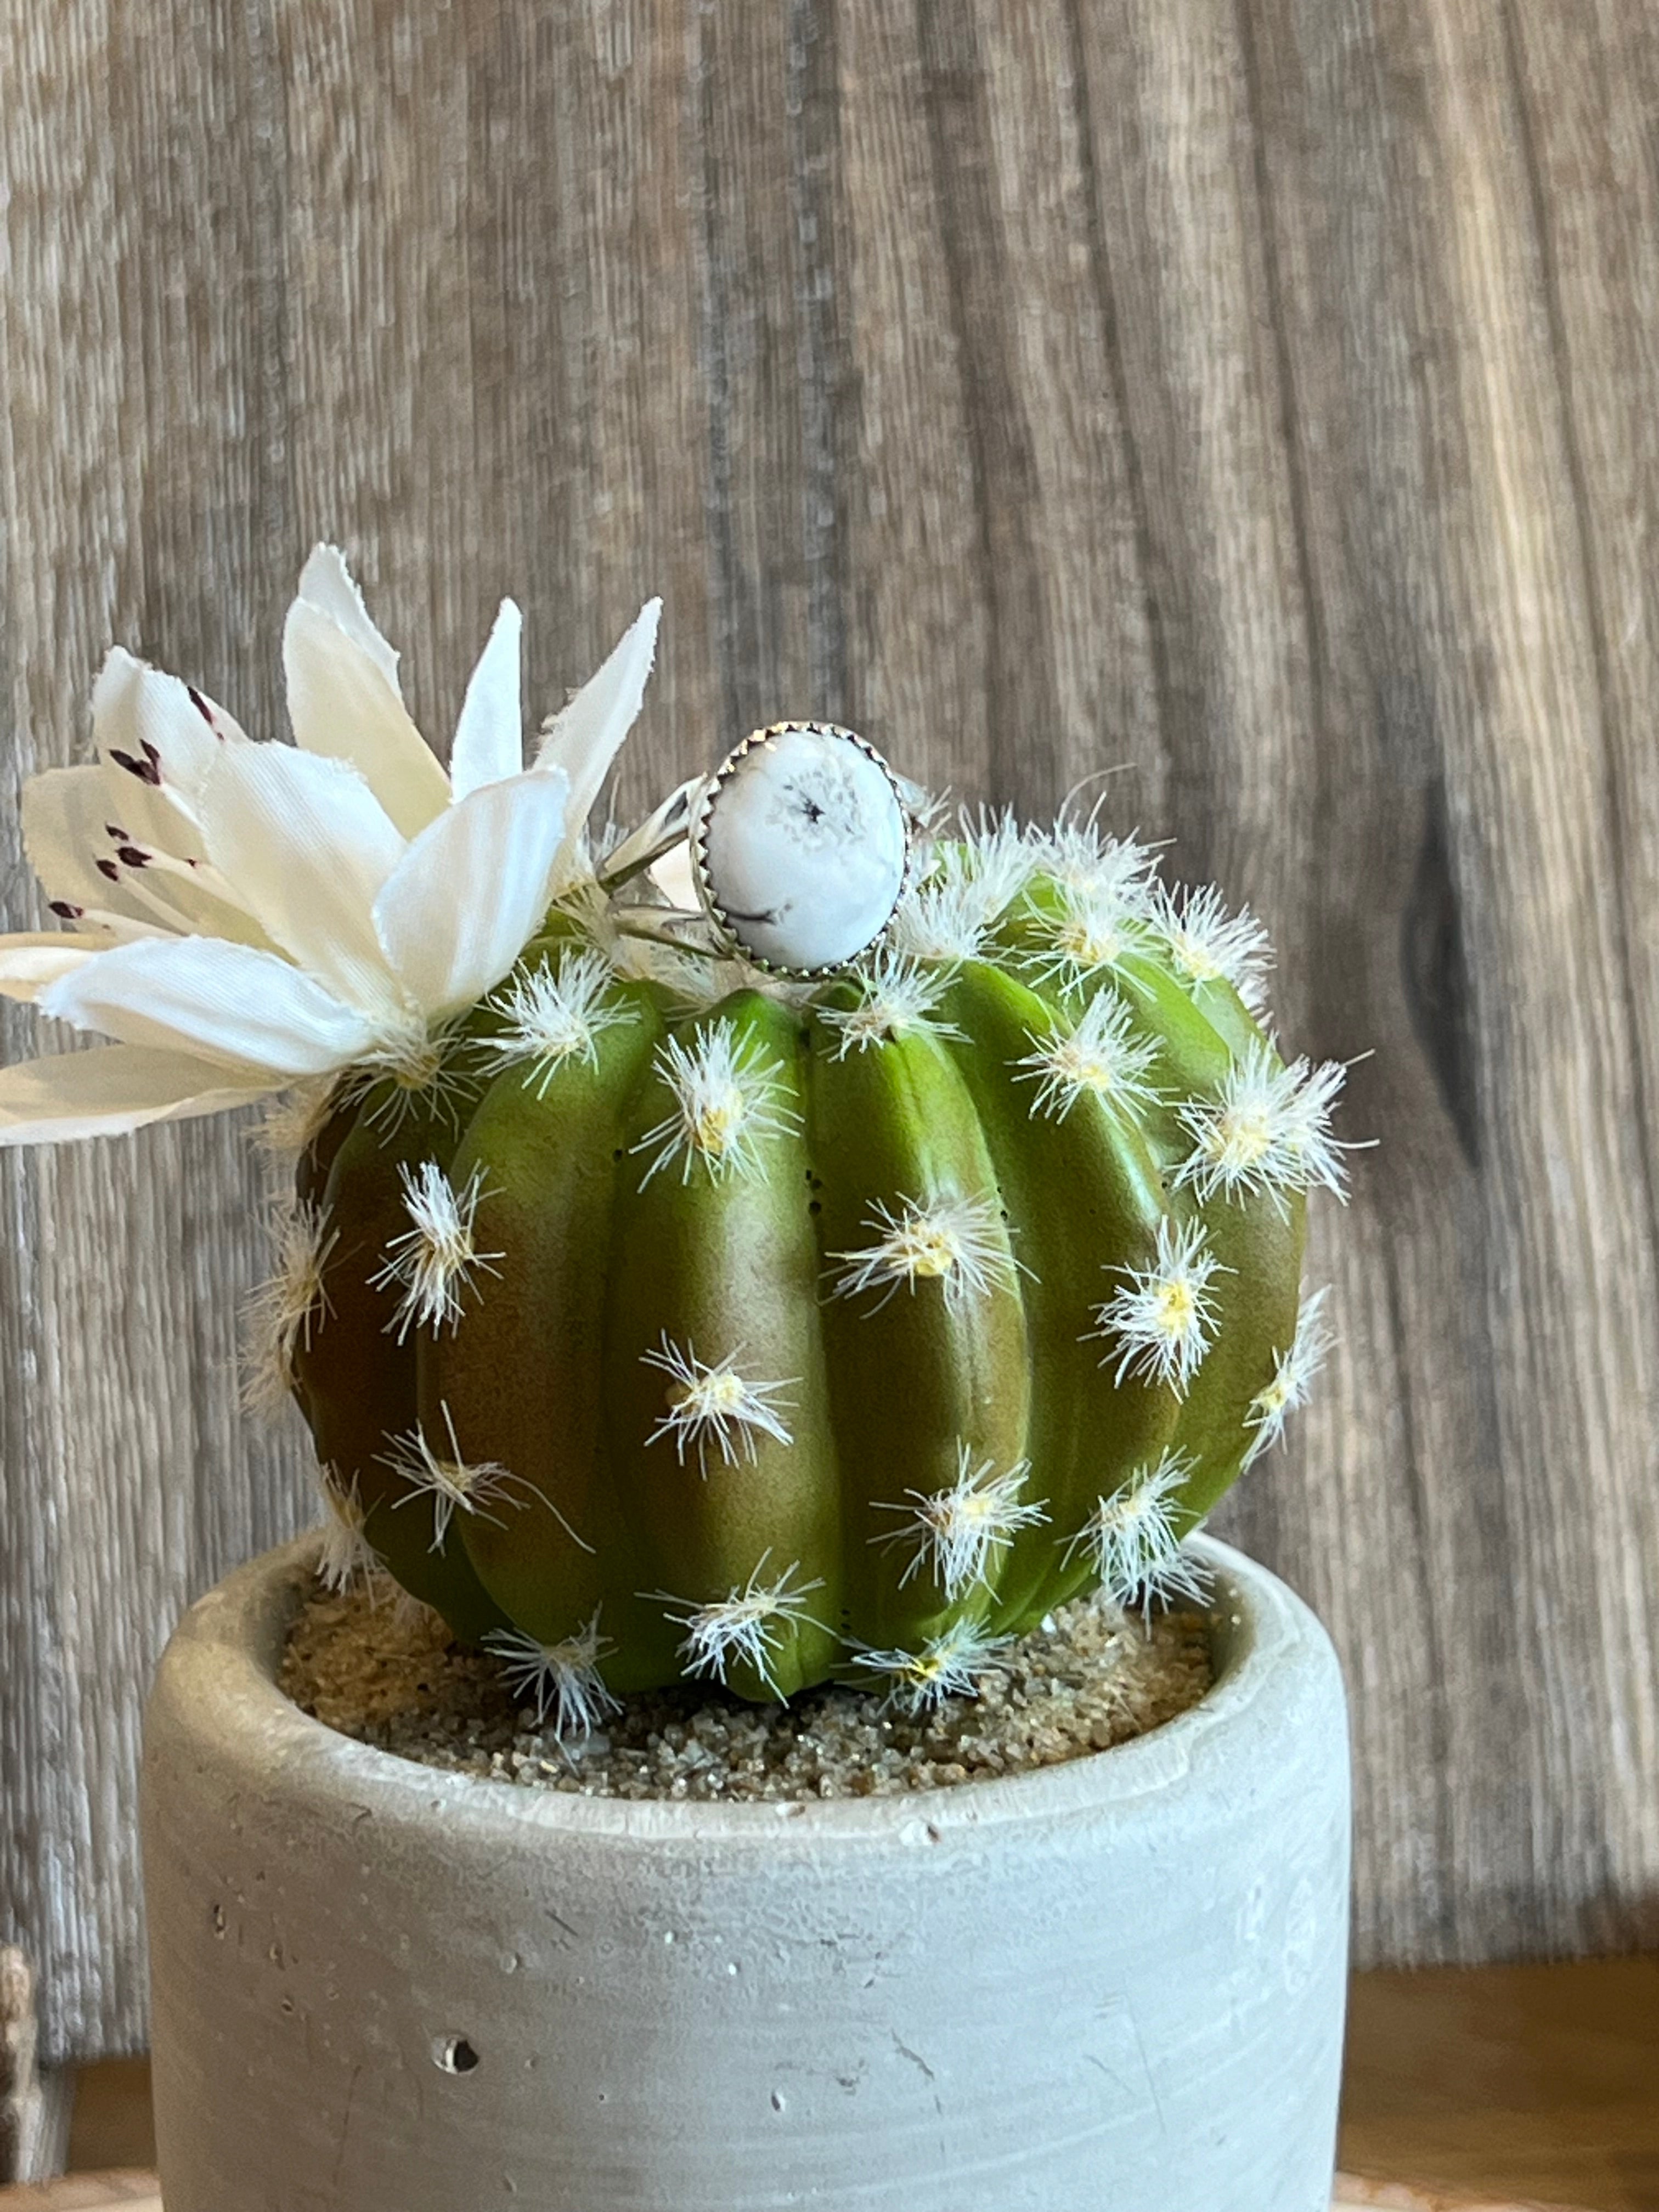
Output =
[{"x1": 279, "y1": 1578, "x2": 1214, "y2": 1802}]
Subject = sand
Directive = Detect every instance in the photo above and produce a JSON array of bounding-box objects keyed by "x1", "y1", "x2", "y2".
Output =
[{"x1": 279, "y1": 1577, "x2": 1214, "y2": 1802}]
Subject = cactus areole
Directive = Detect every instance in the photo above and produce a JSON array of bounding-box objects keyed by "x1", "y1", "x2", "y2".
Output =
[
  {"x1": 0, "y1": 554, "x2": 1349, "y2": 1726},
  {"x1": 287, "y1": 780, "x2": 1345, "y2": 1716}
]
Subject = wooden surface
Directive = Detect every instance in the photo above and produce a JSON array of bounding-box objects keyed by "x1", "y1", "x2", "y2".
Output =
[
  {"x1": 0, "y1": 2181, "x2": 158, "y2": 2211},
  {"x1": 3, "y1": 0, "x2": 1659, "y2": 2062},
  {"x1": 1342, "y1": 1959, "x2": 1659, "y2": 2211},
  {"x1": 57, "y1": 2069, "x2": 146, "y2": 2198}
]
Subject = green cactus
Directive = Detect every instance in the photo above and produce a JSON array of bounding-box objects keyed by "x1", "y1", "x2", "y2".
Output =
[{"x1": 268, "y1": 806, "x2": 1343, "y2": 1725}]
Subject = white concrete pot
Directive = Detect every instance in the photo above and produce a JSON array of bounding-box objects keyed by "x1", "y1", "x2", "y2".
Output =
[{"x1": 142, "y1": 1534, "x2": 1350, "y2": 2212}]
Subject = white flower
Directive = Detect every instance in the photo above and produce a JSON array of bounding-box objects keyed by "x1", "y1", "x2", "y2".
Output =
[
  {"x1": 1174, "y1": 1042, "x2": 1354, "y2": 1211},
  {"x1": 1019, "y1": 880, "x2": 1150, "y2": 994},
  {"x1": 1013, "y1": 990, "x2": 1163, "y2": 1124},
  {"x1": 641, "y1": 1334, "x2": 796, "y2": 1472},
  {"x1": 312, "y1": 1465, "x2": 379, "y2": 1593},
  {"x1": 1174, "y1": 1041, "x2": 1298, "y2": 1205},
  {"x1": 1061, "y1": 1449, "x2": 1210, "y2": 1616},
  {"x1": 947, "y1": 806, "x2": 1042, "y2": 919},
  {"x1": 1027, "y1": 802, "x2": 1161, "y2": 910},
  {"x1": 1089, "y1": 1216, "x2": 1223, "y2": 1397},
  {"x1": 645, "y1": 1554, "x2": 826, "y2": 1695},
  {"x1": 479, "y1": 945, "x2": 635, "y2": 1097},
  {"x1": 0, "y1": 546, "x2": 660, "y2": 1146},
  {"x1": 1147, "y1": 881, "x2": 1273, "y2": 1010},
  {"x1": 631, "y1": 1020, "x2": 800, "y2": 1187},
  {"x1": 1243, "y1": 1288, "x2": 1334, "y2": 1466},
  {"x1": 482, "y1": 1613, "x2": 620, "y2": 1743},
  {"x1": 886, "y1": 877, "x2": 996, "y2": 965},
  {"x1": 241, "y1": 1197, "x2": 337, "y2": 1412},
  {"x1": 817, "y1": 949, "x2": 963, "y2": 1058},
  {"x1": 1020, "y1": 804, "x2": 1162, "y2": 995},
  {"x1": 871, "y1": 1441, "x2": 1046, "y2": 1599},
  {"x1": 830, "y1": 1190, "x2": 1021, "y2": 1314},
  {"x1": 378, "y1": 1403, "x2": 546, "y2": 1549},
  {"x1": 370, "y1": 1161, "x2": 502, "y2": 1341},
  {"x1": 845, "y1": 1616, "x2": 1012, "y2": 1713},
  {"x1": 886, "y1": 812, "x2": 1031, "y2": 969}
]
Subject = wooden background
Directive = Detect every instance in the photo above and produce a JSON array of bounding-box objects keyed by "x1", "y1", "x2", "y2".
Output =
[{"x1": 2, "y1": 0, "x2": 1656, "y2": 2064}]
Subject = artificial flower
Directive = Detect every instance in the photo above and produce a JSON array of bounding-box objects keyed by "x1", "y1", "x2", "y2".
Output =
[{"x1": 0, "y1": 548, "x2": 659, "y2": 1144}]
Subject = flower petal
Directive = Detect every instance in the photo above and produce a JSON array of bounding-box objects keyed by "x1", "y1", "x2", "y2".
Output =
[
  {"x1": 21, "y1": 766, "x2": 168, "y2": 929},
  {"x1": 0, "y1": 1042, "x2": 274, "y2": 1146},
  {"x1": 296, "y1": 544, "x2": 403, "y2": 695},
  {"x1": 374, "y1": 768, "x2": 570, "y2": 1018},
  {"x1": 0, "y1": 934, "x2": 112, "y2": 1003},
  {"x1": 26, "y1": 759, "x2": 283, "y2": 948},
  {"x1": 92, "y1": 647, "x2": 241, "y2": 835},
  {"x1": 39, "y1": 938, "x2": 383, "y2": 1076},
  {"x1": 534, "y1": 599, "x2": 661, "y2": 859},
  {"x1": 651, "y1": 841, "x2": 698, "y2": 910},
  {"x1": 283, "y1": 599, "x2": 450, "y2": 839},
  {"x1": 196, "y1": 740, "x2": 409, "y2": 1013},
  {"x1": 448, "y1": 600, "x2": 523, "y2": 800}
]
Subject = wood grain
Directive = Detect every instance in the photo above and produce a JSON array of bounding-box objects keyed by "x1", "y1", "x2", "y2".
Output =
[
  {"x1": 1341, "y1": 1958, "x2": 1659, "y2": 2212},
  {"x1": 2, "y1": 0, "x2": 1656, "y2": 2061},
  {"x1": 0, "y1": 2180, "x2": 159, "y2": 2211},
  {"x1": 1337, "y1": 2191, "x2": 1592, "y2": 2212}
]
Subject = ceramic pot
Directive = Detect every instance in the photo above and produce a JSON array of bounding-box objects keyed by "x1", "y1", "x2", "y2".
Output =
[{"x1": 141, "y1": 1532, "x2": 1350, "y2": 2211}]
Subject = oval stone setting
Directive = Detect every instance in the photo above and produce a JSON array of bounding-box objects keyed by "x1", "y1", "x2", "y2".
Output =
[{"x1": 695, "y1": 723, "x2": 910, "y2": 974}]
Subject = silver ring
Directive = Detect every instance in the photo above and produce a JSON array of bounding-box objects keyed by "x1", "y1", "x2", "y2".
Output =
[{"x1": 602, "y1": 723, "x2": 916, "y2": 980}]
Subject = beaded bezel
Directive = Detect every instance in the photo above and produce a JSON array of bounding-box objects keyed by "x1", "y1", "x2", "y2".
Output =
[{"x1": 687, "y1": 721, "x2": 914, "y2": 979}]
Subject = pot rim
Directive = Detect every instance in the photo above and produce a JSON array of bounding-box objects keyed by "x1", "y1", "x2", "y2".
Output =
[{"x1": 148, "y1": 1532, "x2": 1338, "y2": 1846}]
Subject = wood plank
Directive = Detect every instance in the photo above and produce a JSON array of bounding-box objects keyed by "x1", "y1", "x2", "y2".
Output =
[
  {"x1": 0, "y1": 2180, "x2": 159, "y2": 2210},
  {"x1": 3, "y1": 0, "x2": 1658, "y2": 2062},
  {"x1": 60, "y1": 2066, "x2": 149, "y2": 2189},
  {"x1": 1336, "y1": 2188, "x2": 1589, "y2": 2212},
  {"x1": 0, "y1": 0, "x2": 315, "y2": 2073},
  {"x1": 1341, "y1": 1958, "x2": 1659, "y2": 2212}
]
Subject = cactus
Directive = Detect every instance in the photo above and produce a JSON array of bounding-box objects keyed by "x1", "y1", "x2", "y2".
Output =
[
  {"x1": 0, "y1": 549, "x2": 1346, "y2": 1728},
  {"x1": 274, "y1": 803, "x2": 1346, "y2": 1721}
]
